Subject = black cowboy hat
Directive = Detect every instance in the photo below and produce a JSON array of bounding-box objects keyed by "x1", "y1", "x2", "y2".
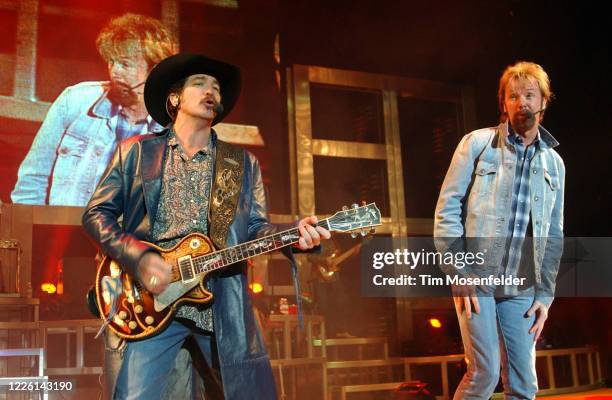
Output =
[{"x1": 144, "y1": 53, "x2": 241, "y2": 127}]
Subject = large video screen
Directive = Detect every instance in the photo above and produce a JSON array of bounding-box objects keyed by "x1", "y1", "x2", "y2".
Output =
[{"x1": 1, "y1": 1, "x2": 286, "y2": 210}]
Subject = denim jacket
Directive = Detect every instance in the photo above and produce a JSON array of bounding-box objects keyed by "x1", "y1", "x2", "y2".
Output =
[
  {"x1": 11, "y1": 81, "x2": 161, "y2": 206},
  {"x1": 434, "y1": 122, "x2": 565, "y2": 305}
]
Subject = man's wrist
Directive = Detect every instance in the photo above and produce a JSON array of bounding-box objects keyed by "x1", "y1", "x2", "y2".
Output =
[{"x1": 534, "y1": 294, "x2": 553, "y2": 308}]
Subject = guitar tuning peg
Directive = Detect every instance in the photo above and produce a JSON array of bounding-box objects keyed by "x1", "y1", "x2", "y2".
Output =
[
  {"x1": 351, "y1": 203, "x2": 358, "y2": 209},
  {"x1": 342, "y1": 205, "x2": 349, "y2": 211},
  {"x1": 351, "y1": 231, "x2": 358, "y2": 238}
]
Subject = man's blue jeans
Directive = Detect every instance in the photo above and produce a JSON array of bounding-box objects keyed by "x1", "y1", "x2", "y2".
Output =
[
  {"x1": 453, "y1": 295, "x2": 538, "y2": 399},
  {"x1": 114, "y1": 320, "x2": 220, "y2": 400}
]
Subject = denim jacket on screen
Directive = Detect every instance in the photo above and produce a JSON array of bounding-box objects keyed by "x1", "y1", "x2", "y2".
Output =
[
  {"x1": 434, "y1": 122, "x2": 565, "y2": 306},
  {"x1": 11, "y1": 81, "x2": 162, "y2": 206}
]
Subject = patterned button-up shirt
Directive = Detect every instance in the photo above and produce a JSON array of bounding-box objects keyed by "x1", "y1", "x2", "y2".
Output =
[
  {"x1": 499, "y1": 126, "x2": 540, "y2": 296},
  {"x1": 151, "y1": 129, "x2": 215, "y2": 331}
]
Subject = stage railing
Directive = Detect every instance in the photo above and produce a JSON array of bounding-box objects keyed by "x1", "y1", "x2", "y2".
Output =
[
  {"x1": 403, "y1": 353, "x2": 465, "y2": 399},
  {"x1": 0, "y1": 347, "x2": 48, "y2": 400},
  {"x1": 37, "y1": 319, "x2": 102, "y2": 376},
  {"x1": 0, "y1": 318, "x2": 605, "y2": 399},
  {"x1": 312, "y1": 337, "x2": 389, "y2": 361},
  {"x1": 325, "y1": 347, "x2": 603, "y2": 400},
  {"x1": 533, "y1": 346, "x2": 603, "y2": 396},
  {"x1": 271, "y1": 357, "x2": 327, "y2": 400}
]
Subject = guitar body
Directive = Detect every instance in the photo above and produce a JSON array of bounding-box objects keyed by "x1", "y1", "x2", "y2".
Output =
[
  {"x1": 95, "y1": 233, "x2": 216, "y2": 340},
  {"x1": 91, "y1": 203, "x2": 382, "y2": 341}
]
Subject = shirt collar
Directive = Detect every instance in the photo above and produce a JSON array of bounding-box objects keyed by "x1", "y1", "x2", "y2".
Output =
[
  {"x1": 507, "y1": 123, "x2": 541, "y2": 148},
  {"x1": 502, "y1": 120, "x2": 559, "y2": 150},
  {"x1": 117, "y1": 104, "x2": 152, "y2": 125},
  {"x1": 90, "y1": 82, "x2": 162, "y2": 132},
  {"x1": 90, "y1": 83, "x2": 114, "y2": 119},
  {"x1": 167, "y1": 126, "x2": 215, "y2": 156}
]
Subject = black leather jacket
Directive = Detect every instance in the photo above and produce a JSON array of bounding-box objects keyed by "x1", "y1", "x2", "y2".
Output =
[{"x1": 83, "y1": 129, "x2": 278, "y2": 399}]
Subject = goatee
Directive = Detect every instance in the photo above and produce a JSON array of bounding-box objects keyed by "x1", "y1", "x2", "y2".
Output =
[
  {"x1": 108, "y1": 82, "x2": 139, "y2": 107},
  {"x1": 510, "y1": 112, "x2": 536, "y2": 134}
]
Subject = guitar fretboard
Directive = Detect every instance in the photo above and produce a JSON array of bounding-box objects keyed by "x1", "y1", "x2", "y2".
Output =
[{"x1": 178, "y1": 219, "x2": 331, "y2": 280}]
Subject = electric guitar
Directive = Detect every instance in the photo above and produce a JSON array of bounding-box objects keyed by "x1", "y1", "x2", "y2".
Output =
[{"x1": 94, "y1": 203, "x2": 381, "y2": 340}]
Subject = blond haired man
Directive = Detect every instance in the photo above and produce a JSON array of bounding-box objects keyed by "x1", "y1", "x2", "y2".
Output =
[
  {"x1": 12, "y1": 13, "x2": 177, "y2": 206},
  {"x1": 434, "y1": 62, "x2": 564, "y2": 398},
  {"x1": 10, "y1": 13, "x2": 202, "y2": 400}
]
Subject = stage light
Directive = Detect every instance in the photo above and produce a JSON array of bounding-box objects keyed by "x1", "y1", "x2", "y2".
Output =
[
  {"x1": 41, "y1": 283, "x2": 57, "y2": 294},
  {"x1": 428, "y1": 318, "x2": 442, "y2": 329},
  {"x1": 249, "y1": 282, "x2": 264, "y2": 294}
]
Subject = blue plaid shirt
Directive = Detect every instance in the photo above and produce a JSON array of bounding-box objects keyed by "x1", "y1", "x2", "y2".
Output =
[
  {"x1": 115, "y1": 106, "x2": 148, "y2": 142},
  {"x1": 500, "y1": 127, "x2": 540, "y2": 296}
]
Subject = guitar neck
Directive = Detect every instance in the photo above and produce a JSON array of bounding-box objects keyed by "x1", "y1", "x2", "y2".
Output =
[{"x1": 190, "y1": 219, "x2": 332, "y2": 276}]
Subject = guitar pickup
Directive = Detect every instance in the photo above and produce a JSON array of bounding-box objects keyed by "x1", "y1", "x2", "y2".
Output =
[{"x1": 177, "y1": 255, "x2": 196, "y2": 283}]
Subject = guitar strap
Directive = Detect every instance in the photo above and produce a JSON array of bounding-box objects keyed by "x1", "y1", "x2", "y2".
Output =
[
  {"x1": 209, "y1": 139, "x2": 245, "y2": 249},
  {"x1": 209, "y1": 139, "x2": 306, "y2": 329}
]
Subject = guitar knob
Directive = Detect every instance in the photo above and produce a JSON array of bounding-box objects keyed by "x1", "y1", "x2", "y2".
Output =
[
  {"x1": 370, "y1": 228, "x2": 376, "y2": 234},
  {"x1": 134, "y1": 305, "x2": 143, "y2": 314},
  {"x1": 128, "y1": 321, "x2": 137, "y2": 330},
  {"x1": 118, "y1": 311, "x2": 128, "y2": 320},
  {"x1": 190, "y1": 238, "x2": 201, "y2": 249},
  {"x1": 351, "y1": 232, "x2": 358, "y2": 238},
  {"x1": 342, "y1": 205, "x2": 349, "y2": 211},
  {"x1": 360, "y1": 230, "x2": 367, "y2": 237},
  {"x1": 145, "y1": 316, "x2": 154, "y2": 325},
  {"x1": 351, "y1": 203, "x2": 358, "y2": 209}
]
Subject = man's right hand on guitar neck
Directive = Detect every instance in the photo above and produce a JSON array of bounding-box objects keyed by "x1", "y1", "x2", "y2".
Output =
[{"x1": 138, "y1": 252, "x2": 173, "y2": 294}]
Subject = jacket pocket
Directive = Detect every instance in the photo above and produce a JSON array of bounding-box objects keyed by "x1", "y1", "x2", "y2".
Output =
[
  {"x1": 475, "y1": 160, "x2": 498, "y2": 176},
  {"x1": 53, "y1": 132, "x2": 89, "y2": 182},
  {"x1": 544, "y1": 170, "x2": 558, "y2": 191},
  {"x1": 57, "y1": 131, "x2": 88, "y2": 157},
  {"x1": 472, "y1": 160, "x2": 498, "y2": 196},
  {"x1": 542, "y1": 169, "x2": 559, "y2": 215}
]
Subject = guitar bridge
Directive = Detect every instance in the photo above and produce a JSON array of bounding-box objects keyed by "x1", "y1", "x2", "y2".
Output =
[{"x1": 177, "y1": 255, "x2": 196, "y2": 283}]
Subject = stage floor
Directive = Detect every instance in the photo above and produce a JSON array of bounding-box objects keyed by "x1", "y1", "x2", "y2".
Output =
[{"x1": 542, "y1": 388, "x2": 612, "y2": 399}]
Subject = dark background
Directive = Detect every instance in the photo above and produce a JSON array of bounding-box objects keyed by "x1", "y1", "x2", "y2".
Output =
[{"x1": 277, "y1": 0, "x2": 611, "y2": 236}]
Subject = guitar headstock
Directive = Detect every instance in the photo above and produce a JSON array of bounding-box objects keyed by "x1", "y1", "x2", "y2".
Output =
[{"x1": 327, "y1": 202, "x2": 382, "y2": 237}]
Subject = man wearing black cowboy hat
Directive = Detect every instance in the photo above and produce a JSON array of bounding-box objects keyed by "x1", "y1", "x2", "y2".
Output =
[{"x1": 83, "y1": 53, "x2": 330, "y2": 399}]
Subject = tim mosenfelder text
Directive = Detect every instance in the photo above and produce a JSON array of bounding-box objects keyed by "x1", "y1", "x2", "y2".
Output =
[{"x1": 370, "y1": 249, "x2": 526, "y2": 287}]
